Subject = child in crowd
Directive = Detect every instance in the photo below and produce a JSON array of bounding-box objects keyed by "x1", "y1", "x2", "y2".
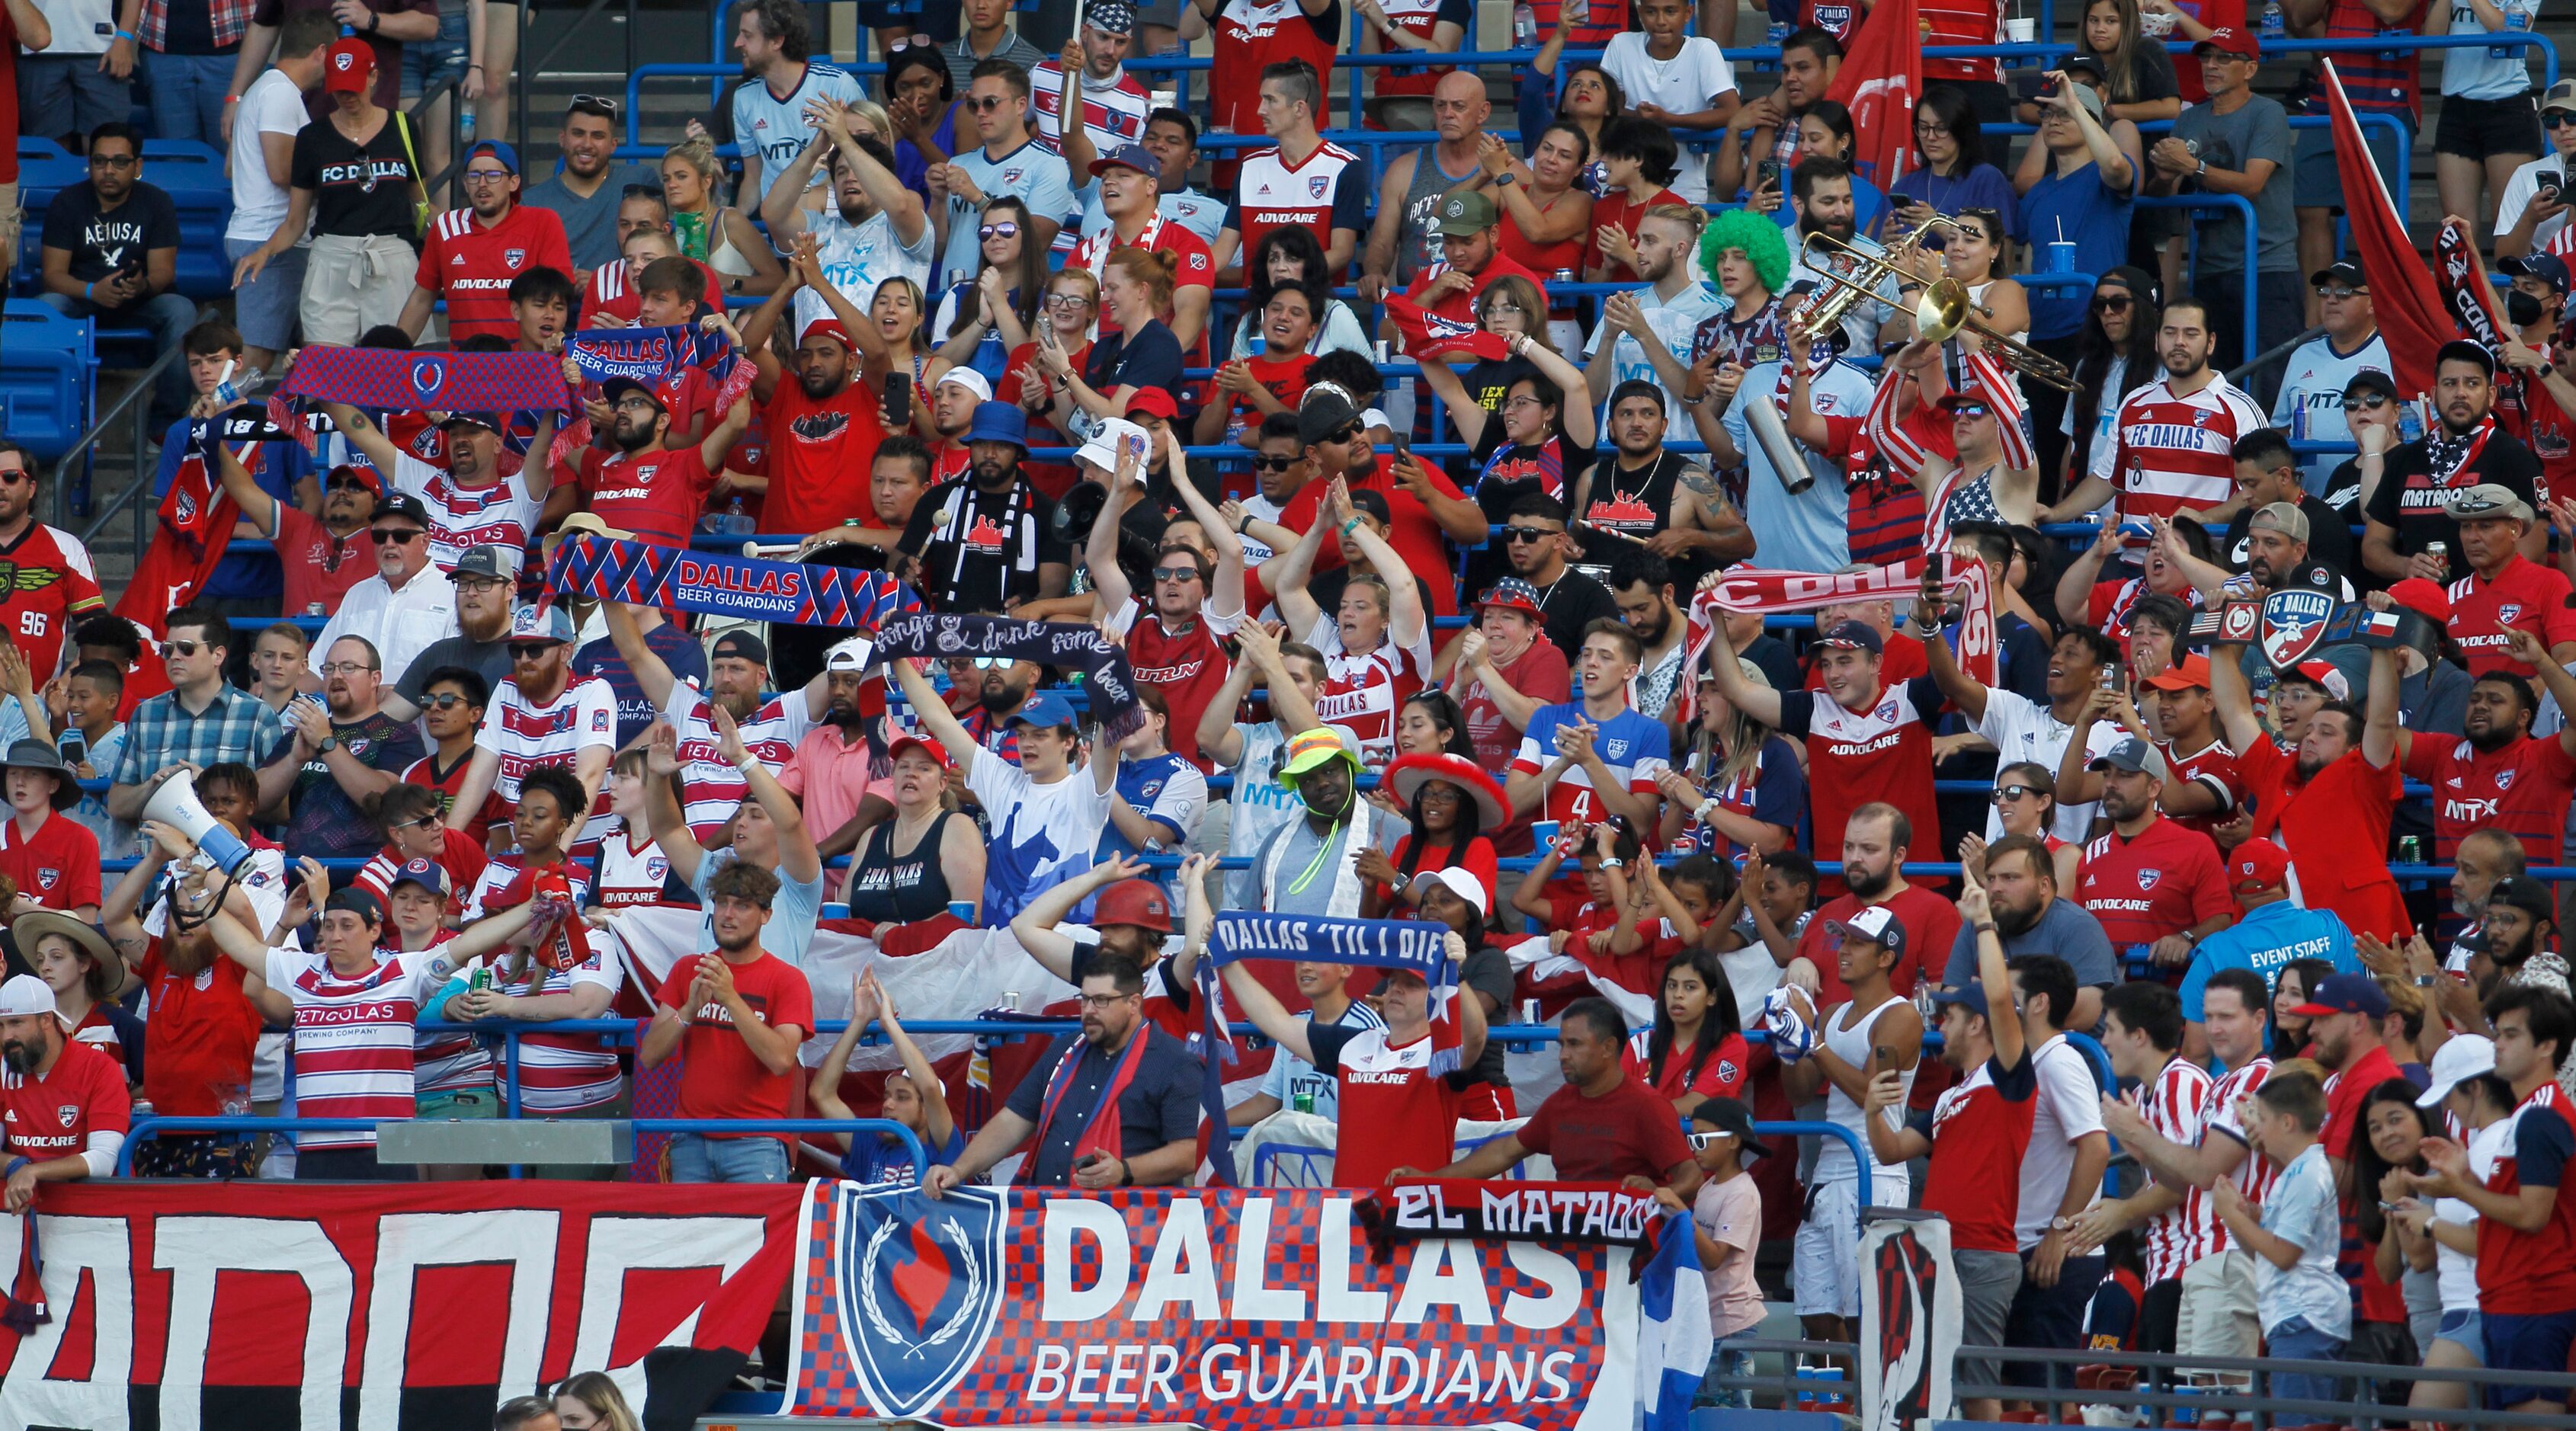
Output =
[
  {"x1": 1673, "y1": 1096, "x2": 1767, "y2": 1408},
  {"x1": 465, "y1": 767, "x2": 594, "y2": 919},
  {"x1": 52, "y1": 660, "x2": 126, "y2": 852},
  {"x1": 2214, "y1": 1072, "x2": 2350, "y2": 1405},
  {"x1": 1710, "y1": 849, "x2": 1815, "y2": 1028},
  {"x1": 809, "y1": 968, "x2": 966, "y2": 1185}
]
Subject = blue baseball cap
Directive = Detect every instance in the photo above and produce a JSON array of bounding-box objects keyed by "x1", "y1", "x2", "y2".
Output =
[
  {"x1": 465, "y1": 139, "x2": 521, "y2": 175},
  {"x1": 389, "y1": 857, "x2": 446, "y2": 899},
  {"x1": 966, "y1": 401, "x2": 1028, "y2": 449},
  {"x1": 1932, "y1": 983, "x2": 1991, "y2": 1017},
  {"x1": 1090, "y1": 142, "x2": 1159, "y2": 179},
  {"x1": 1007, "y1": 692, "x2": 1079, "y2": 732}
]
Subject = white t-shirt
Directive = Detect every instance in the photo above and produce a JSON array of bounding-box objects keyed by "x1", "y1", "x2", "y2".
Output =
[
  {"x1": 2016, "y1": 1032, "x2": 2107, "y2": 1249},
  {"x1": 229, "y1": 69, "x2": 309, "y2": 243},
  {"x1": 1599, "y1": 33, "x2": 1739, "y2": 203},
  {"x1": 26, "y1": 0, "x2": 111, "y2": 54},
  {"x1": 1974, "y1": 690, "x2": 2123, "y2": 841},
  {"x1": 2495, "y1": 154, "x2": 2572, "y2": 256},
  {"x1": 966, "y1": 753, "x2": 1112, "y2": 925},
  {"x1": 2433, "y1": 1117, "x2": 2509, "y2": 1311},
  {"x1": 798, "y1": 206, "x2": 936, "y2": 337}
]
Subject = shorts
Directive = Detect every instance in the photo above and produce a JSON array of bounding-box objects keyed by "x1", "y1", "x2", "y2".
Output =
[
  {"x1": 2437, "y1": 93, "x2": 2545, "y2": 162},
  {"x1": 1792, "y1": 1174, "x2": 1909, "y2": 1318},
  {"x1": 2481, "y1": 1306, "x2": 2576, "y2": 1408},
  {"x1": 1953, "y1": 1247, "x2": 2024, "y2": 1394},
  {"x1": 226, "y1": 235, "x2": 306, "y2": 352},
  {"x1": 15, "y1": 53, "x2": 132, "y2": 145},
  {"x1": 401, "y1": 5, "x2": 471, "y2": 98},
  {"x1": 2138, "y1": 1273, "x2": 2185, "y2": 1356},
  {"x1": 301, "y1": 232, "x2": 419, "y2": 347},
  {"x1": 416, "y1": 1086, "x2": 500, "y2": 1119},
  {"x1": 2433, "y1": 1308, "x2": 2486, "y2": 1360},
  {"x1": 2177, "y1": 1247, "x2": 2260, "y2": 1363},
  {"x1": 2296, "y1": 120, "x2": 2403, "y2": 207}
]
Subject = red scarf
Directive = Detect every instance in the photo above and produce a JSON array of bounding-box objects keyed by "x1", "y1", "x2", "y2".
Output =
[{"x1": 1034, "y1": 1022, "x2": 1152, "y2": 1176}]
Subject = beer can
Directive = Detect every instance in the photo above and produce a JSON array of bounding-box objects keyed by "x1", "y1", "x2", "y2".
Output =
[
  {"x1": 1291, "y1": 1090, "x2": 1316, "y2": 1114},
  {"x1": 1001, "y1": 990, "x2": 1022, "y2": 1013},
  {"x1": 2397, "y1": 835, "x2": 2424, "y2": 864}
]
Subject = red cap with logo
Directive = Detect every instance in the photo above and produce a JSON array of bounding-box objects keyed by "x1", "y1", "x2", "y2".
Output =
[
  {"x1": 1093, "y1": 879, "x2": 1174, "y2": 934},
  {"x1": 322, "y1": 38, "x2": 373, "y2": 92},
  {"x1": 2228, "y1": 837, "x2": 2292, "y2": 899}
]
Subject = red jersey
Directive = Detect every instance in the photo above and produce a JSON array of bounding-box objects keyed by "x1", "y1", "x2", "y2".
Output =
[
  {"x1": 1281, "y1": 453, "x2": 1472, "y2": 616},
  {"x1": 0, "y1": 523, "x2": 103, "y2": 681},
  {"x1": 2166, "y1": 0, "x2": 2245, "y2": 101},
  {"x1": 1402, "y1": 251, "x2": 1549, "y2": 330},
  {"x1": 566, "y1": 443, "x2": 717, "y2": 549},
  {"x1": 1621, "y1": 1029, "x2": 1751, "y2": 1106},
  {"x1": 2109, "y1": 376, "x2": 2268, "y2": 522},
  {"x1": 587, "y1": 254, "x2": 728, "y2": 325},
  {"x1": 1111, "y1": 601, "x2": 1235, "y2": 773},
  {"x1": 1804, "y1": 634, "x2": 1928, "y2": 690},
  {"x1": 762, "y1": 378, "x2": 889, "y2": 539},
  {"x1": 413, "y1": 203, "x2": 574, "y2": 342},
  {"x1": 1798, "y1": 0, "x2": 1863, "y2": 40},
  {"x1": 2075, "y1": 817, "x2": 2232, "y2": 952},
  {"x1": 0, "y1": 812, "x2": 99, "y2": 911},
  {"x1": 352, "y1": 825, "x2": 489, "y2": 918},
  {"x1": 136, "y1": 941, "x2": 261, "y2": 1116},
  {"x1": 2236, "y1": 741, "x2": 2412, "y2": 940},
  {"x1": 1308, "y1": 1020, "x2": 1469, "y2": 1188},
  {"x1": 271, "y1": 505, "x2": 373, "y2": 618},
  {"x1": 2158, "y1": 738, "x2": 2244, "y2": 838},
  {"x1": 1581, "y1": 187, "x2": 1686, "y2": 282},
  {"x1": 1921, "y1": 0, "x2": 2005, "y2": 81},
  {"x1": 1924, "y1": 1052, "x2": 2036, "y2": 1253},
  {"x1": 2476, "y1": 1083, "x2": 2576, "y2": 1315},
  {"x1": 653, "y1": 950, "x2": 814, "y2": 1141},
  {"x1": 2446, "y1": 556, "x2": 2576, "y2": 677},
  {"x1": 1794, "y1": 885, "x2": 1962, "y2": 1004},
  {"x1": 1777, "y1": 679, "x2": 1946, "y2": 898},
  {"x1": 1209, "y1": 0, "x2": 1339, "y2": 136},
  {"x1": 1217, "y1": 353, "x2": 1310, "y2": 443},
  {"x1": 2403, "y1": 732, "x2": 2576, "y2": 863},
  {"x1": 0, "y1": 1039, "x2": 130, "y2": 1160},
  {"x1": 1498, "y1": 192, "x2": 1588, "y2": 285}
]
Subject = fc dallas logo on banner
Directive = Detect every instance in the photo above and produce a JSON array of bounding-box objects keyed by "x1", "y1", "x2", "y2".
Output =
[{"x1": 0, "y1": 1181, "x2": 800, "y2": 1429}]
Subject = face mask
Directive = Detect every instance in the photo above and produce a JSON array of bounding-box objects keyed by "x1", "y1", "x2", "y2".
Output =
[{"x1": 2509, "y1": 289, "x2": 2547, "y2": 328}]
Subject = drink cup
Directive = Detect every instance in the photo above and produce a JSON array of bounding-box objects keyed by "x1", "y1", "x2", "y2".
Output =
[
  {"x1": 2004, "y1": 16, "x2": 2036, "y2": 41},
  {"x1": 2046, "y1": 241, "x2": 2078, "y2": 274}
]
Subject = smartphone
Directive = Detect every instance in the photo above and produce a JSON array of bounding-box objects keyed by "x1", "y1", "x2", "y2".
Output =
[
  {"x1": 885, "y1": 373, "x2": 913, "y2": 428},
  {"x1": 1756, "y1": 158, "x2": 1785, "y2": 196},
  {"x1": 2542, "y1": 170, "x2": 2567, "y2": 204},
  {"x1": 1077, "y1": 1151, "x2": 1108, "y2": 1170},
  {"x1": 2013, "y1": 72, "x2": 2051, "y2": 102},
  {"x1": 2099, "y1": 663, "x2": 2120, "y2": 689}
]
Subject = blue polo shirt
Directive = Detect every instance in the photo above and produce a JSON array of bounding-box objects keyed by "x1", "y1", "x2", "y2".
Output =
[{"x1": 2178, "y1": 898, "x2": 2363, "y2": 1021}]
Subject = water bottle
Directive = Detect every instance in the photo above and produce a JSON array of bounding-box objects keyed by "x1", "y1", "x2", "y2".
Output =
[
  {"x1": 459, "y1": 107, "x2": 476, "y2": 146},
  {"x1": 2289, "y1": 400, "x2": 2307, "y2": 443},
  {"x1": 2493, "y1": 7, "x2": 2529, "y2": 61},
  {"x1": 1514, "y1": 0, "x2": 1537, "y2": 45},
  {"x1": 2260, "y1": 0, "x2": 2285, "y2": 39}
]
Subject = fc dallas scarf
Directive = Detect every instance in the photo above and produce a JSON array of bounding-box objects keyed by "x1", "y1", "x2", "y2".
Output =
[
  {"x1": 273, "y1": 346, "x2": 575, "y2": 447},
  {"x1": 546, "y1": 533, "x2": 920, "y2": 632},
  {"x1": 1031, "y1": 1023, "x2": 1152, "y2": 1179},
  {"x1": 551, "y1": 322, "x2": 758, "y2": 467},
  {"x1": 1675, "y1": 558, "x2": 1995, "y2": 724},
  {"x1": 116, "y1": 421, "x2": 248, "y2": 638},
  {"x1": 1386, "y1": 293, "x2": 1513, "y2": 361},
  {"x1": 870, "y1": 611, "x2": 1146, "y2": 744},
  {"x1": 1354, "y1": 1180, "x2": 1668, "y2": 1263}
]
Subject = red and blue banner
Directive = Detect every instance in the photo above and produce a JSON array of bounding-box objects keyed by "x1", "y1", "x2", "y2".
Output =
[
  {"x1": 783, "y1": 1179, "x2": 1697, "y2": 1429},
  {"x1": 275, "y1": 347, "x2": 577, "y2": 423},
  {"x1": 0, "y1": 1180, "x2": 801, "y2": 1430},
  {"x1": 546, "y1": 531, "x2": 920, "y2": 630}
]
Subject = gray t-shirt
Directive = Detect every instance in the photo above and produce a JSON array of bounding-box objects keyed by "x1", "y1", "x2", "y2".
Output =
[
  {"x1": 691, "y1": 846, "x2": 828, "y2": 965},
  {"x1": 1940, "y1": 897, "x2": 2119, "y2": 991},
  {"x1": 1250, "y1": 813, "x2": 1361, "y2": 917},
  {"x1": 2171, "y1": 95, "x2": 2296, "y2": 274},
  {"x1": 525, "y1": 162, "x2": 663, "y2": 272},
  {"x1": 397, "y1": 632, "x2": 509, "y2": 706}
]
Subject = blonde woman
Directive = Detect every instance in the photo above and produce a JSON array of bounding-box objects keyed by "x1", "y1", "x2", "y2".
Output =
[
  {"x1": 553, "y1": 1372, "x2": 642, "y2": 1431},
  {"x1": 660, "y1": 137, "x2": 783, "y2": 298}
]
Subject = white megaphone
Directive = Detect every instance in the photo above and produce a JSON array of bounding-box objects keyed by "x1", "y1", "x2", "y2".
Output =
[{"x1": 142, "y1": 774, "x2": 253, "y2": 877}]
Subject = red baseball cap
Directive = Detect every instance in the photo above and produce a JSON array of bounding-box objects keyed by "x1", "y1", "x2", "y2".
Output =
[
  {"x1": 885, "y1": 734, "x2": 951, "y2": 770},
  {"x1": 1093, "y1": 878, "x2": 1174, "y2": 934},
  {"x1": 1125, "y1": 389, "x2": 1178, "y2": 421},
  {"x1": 2228, "y1": 837, "x2": 2291, "y2": 899},
  {"x1": 2195, "y1": 26, "x2": 2260, "y2": 58},
  {"x1": 799, "y1": 315, "x2": 853, "y2": 350},
  {"x1": 2385, "y1": 578, "x2": 2452, "y2": 624},
  {"x1": 322, "y1": 38, "x2": 373, "y2": 92}
]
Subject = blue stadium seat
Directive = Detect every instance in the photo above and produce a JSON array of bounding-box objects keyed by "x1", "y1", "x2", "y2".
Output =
[
  {"x1": 140, "y1": 140, "x2": 235, "y2": 300},
  {"x1": 0, "y1": 301, "x2": 96, "y2": 462},
  {"x1": 9, "y1": 150, "x2": 88, "y2": 295},
  {"x1": 15, "y1": 137, "x2": 69, "y2": 166}
]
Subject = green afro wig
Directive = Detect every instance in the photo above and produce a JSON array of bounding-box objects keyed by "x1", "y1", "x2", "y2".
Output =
[{"x1": 1700, "y1": 208, "x2": 1793, "y2": 296}]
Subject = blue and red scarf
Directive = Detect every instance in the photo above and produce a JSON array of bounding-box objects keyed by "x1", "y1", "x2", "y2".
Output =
[
  {"x1": 271, "y1": 347, "x2": 575, "y2": 446},
  {"x1": 551, "y1": 322, "x2": 759, "y2": 466},
  {"x1": 1033, "y1": 1025, "x2": 1153, "y2": 1179}
]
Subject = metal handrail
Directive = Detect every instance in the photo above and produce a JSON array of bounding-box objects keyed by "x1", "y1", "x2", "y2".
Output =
[{"x1": 55, "y1": 300, "x2": 217, "y2": 544}]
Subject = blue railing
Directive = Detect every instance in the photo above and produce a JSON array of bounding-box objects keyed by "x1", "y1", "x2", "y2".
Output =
[{"x1": 116, "y1": 1114, "x2": 931, "y2": 1178}]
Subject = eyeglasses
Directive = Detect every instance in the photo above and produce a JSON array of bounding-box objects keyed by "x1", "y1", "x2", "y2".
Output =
[
  {"x1": 2091, "y1": 294, "x2": 2131, "y2": 313},
  {"x1": 1077, "y1": 992, "x2": 1139, "y2": 1009},
  {"x1": 421, "y1": 693, "x2": 474, "y2": 710},
  {"x1": 965, "y1": 94, "x2": 1011, "y2": 113},
  {"x1": 1503, "y1": 395, "x2": 1549, "y2": 411},
  {"x1": 165, "y1": 640, "x2": 205, "y2": 658},
  {"x1": 613, "y1": 395, "x2": 661, "y2": 412},
  {"x1": 1152, "y1": 565, "x2": 1201, "y2": 583},
  {"x1": 453, "y1": 574, "x2": 510, "y2": 593},
  {"x1": 2315, "y1": 285, "x2": 2365, "y2": 299},
  {"x1": 946, "y1": 655, "x2": 1011, "y2": 670},
  {"x1": 1503, "y1": 525, "x2": 1560, "y2": 544},
  {"x1": 568, "y1": 94, "x2": 621, "y2": 116},
  {"x1": 1251, "y1": 455, "x2": 1297, "y2": 472},
  {"x1": 979, "y1": 222, "x2": 1021, "y2": 240},
  {"x1": 1043, "y1": 292, "x2": 1091, "y2": 309},
  {"x1": 462, "y1": 168, "x2": 513, "y2": 184},
  {"x1": 1991, "y1": 784, "x2": 2043, "y2": 803},
  {"x1": 319, "y1": 661, "x2": 377, "y2": 677},
  {"x1": 372, "y1": 528, "x2": 425, "y2": 546}
]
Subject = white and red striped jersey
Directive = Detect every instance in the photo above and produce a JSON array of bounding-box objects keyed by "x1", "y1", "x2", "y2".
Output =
[
  {"x1": 2138, "y1": 1055, "x2": 2219, "y2": 1282},
  {"x1": 264, "y1": 946, "x2": 463, "y2": 1148},
  {"x1": 474, "y1": 674, "x2": 617, "y2": 805},
  {"x1": 1921, "y1": 0, "x2": 2006, "y2": 81},
  {"x1": 1028, "y1": 59, "x2": 1152, "y2": 155},
  {"x1": 2108, "y1": 375, "x2": 2268, "y2": 523},
  {"x1": 1305, "y1": 613, "x2": 1433, "y2": 766},
  {"x1": 2206, "y1": 1055, "x2": 2279, "y2": 1218},
  {"x1": 389, "y1": 452, "x2": 543, "y2": 571},
  {"x1": 1226, "y1": 141, "x2": 1368, "y2": 264},
  {"x1": 494, "y1": 933, "x2": 624, "y2": 1113},
  {"x1": 462, "y1": 854, "x2": 594, "y2": 921},
  {"x1": 657, "y1": 680, "x2": 814, "y2": 837},
  {"x1": 588, "y1": 828, "x2": 686, "y2": 908}
]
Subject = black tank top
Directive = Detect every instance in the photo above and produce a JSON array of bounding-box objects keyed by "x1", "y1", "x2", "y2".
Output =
[{"x1": 844, "y1": 811, "x2": 958, "y2": 924}]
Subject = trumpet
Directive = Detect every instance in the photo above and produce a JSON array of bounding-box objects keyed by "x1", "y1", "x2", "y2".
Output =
[{"x1": 1796, "y1": 228, "x2": 2079, "y2": 392}]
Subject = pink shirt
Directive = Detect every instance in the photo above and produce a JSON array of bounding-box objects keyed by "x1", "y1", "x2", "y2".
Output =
[
  {"x1": 1694, "y1": 1171, "x2": 1765, "y2": 1337},
  {"x1": 778, "y1": 725, "x2": 876, "y2": 847}
]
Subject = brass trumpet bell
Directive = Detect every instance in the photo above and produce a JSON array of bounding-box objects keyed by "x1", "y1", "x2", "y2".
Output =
[{"x1": 1793, "y1": 228, "x2": 2081, "y2": 393}]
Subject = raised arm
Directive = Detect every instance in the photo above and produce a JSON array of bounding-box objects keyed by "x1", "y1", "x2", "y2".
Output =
[
  {"x1": 2206, "y1": 637, "x2": 2267, "y2": 757},
  {"x1": 888, "y1": 654, "x2": 984, "y2": 783},
  {"x1": 712, "y1": 703, "x2": 820, "y2": 884},
  {"x1": 1912, "y1": 566, "x2": 1991, "y2": 723},
  {"x1": 639, "y1": 723, "x2": 709, "y2": 883},
  {"x1": 2362, "y1": 644, "x2": 2400, "y2": 769},
  {"x1": 1266, "y1": 477, "x2": 1344, "y2": 639},
  {"x1": 1697, "y1": 610, "x2": 1784, "y2": 728},
  {"x1": 1008, "y1": 856, "x2": 1153, "y2": 981},
  {"x1": 319, "y1": 401, "x2": 404, "y2": 479}
]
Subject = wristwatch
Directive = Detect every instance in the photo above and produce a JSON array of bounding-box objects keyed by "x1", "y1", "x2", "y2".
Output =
[
  {"x1": 314, "y1": 735, "x2": 339, "y2": 755},
  {"x1": 2415, "y1": 974, "x2": 2440, "y2": 988}
]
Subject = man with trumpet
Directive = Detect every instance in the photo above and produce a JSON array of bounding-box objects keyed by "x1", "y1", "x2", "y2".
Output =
[{"x1": 1693, "y1": 266, "x2": 1876, "y2": 575}]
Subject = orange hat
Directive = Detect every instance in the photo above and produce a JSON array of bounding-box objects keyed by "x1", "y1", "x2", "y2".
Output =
[{"x1": 2144, "y1": 653, "x2": 2212, "y2": 692}]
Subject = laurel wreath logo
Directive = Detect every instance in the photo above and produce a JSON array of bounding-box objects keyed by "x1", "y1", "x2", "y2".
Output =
[{"x1": 857, "y1": 1215, "x2": 985, "y2": 1360}]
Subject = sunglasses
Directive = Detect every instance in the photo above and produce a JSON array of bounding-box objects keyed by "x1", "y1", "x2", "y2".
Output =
[
  {"x1": 1502, "y1": 525, "x2": 1561, "y2": 544},
  {"x1": 509, "y1": 644, "x2": 556, "y2": 660},
  {"x1": 2091, "y1": 294, "x2": 2132, "y2": 312},
  {"x1": 325, "y1": 475, "x2": 373, "y2": 493},
  {"x1": 421, "y1": 693, "x2": 475, "y2": 710},
  {"x1": 966, "y1": 94, "x2": 1011, "y2": 113},
  {"x1": 1949, "y1": 403, "x2": 1993, "y2": 420},
  {"x1": 1151, "y1": 565, "x2": 1201, "y2": 583},
  {"x1": 1322, "y1": 422, "x2": 1364, "y2": 445},
  {"x1": 979, "y1": 222, "x2": 1021, "y2": 240},
  {"x1": 2344, "y1": 392, "x2": 2392, "y2": 411},
  {"x1": 1251, "y1": 455, "x2": 1297, "y2": 472},
  {"x1": 2547, "y1": 113, "x2": 2576, "y2": 130},
  {"x1": 569, "y1": 94, "x2": 621, "y2": 116},
  {"x1": 2315, "y1": 285, "x2": 2365, "y2": 299},
  {"x1": 372, "y1": 528, "x2": 425, "y2": 545},
  {"x1": 165, "y1": 640, "x2": 206, "y2": 658},
  {"x1": 396, "y1": 813, "x2": 443, "y2": 831},
  {"x1": 0, "y1": 467, "x2": 31, "y2": 486},
  {"x1": 946, "y1": 655, "x2": 1011, "y2": 670},
  {"x1": 1991, "y1": 784, "x2": 2043, "y2": 803}
]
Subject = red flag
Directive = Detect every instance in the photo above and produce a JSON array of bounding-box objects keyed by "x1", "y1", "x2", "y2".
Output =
[
  {"x1": 2324, "y1": 60, "x2": 2455, "y2": 396},
  {"x1": 1823, "y1": 0, "x2": 1921, "y2": 191},
  {"x1": 114, "y1": 438, "x2": 242, "y2": 639},
  {"x1": 1384, "y1": 293, "x2": 1514, "y2": 361}
]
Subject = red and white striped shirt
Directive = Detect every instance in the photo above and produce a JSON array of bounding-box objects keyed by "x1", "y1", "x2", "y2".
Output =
[
  {"x1": 495, "y1": 933, "x2": 625, "y2": 1113},
  {"x1": 1305, "y1": 613, "x2": 1432, "y2": 766},
  {"x1": 264, "y1": 946, "x2": 463, "y2": 1148},
  {"x1": 2139, "y1": 1056, "x2": 2219, "y2": 1282},
  {"x1": 1028, "y1": 59, "x2": 1152, "y2": 154},
  {"x1": 658, "y1": 680, "x2": 813, "y2": 837},
  {"x1": 1921, "y1": 0, "x2": 2006, "y2": 81},
  {"x1": 389, "y1": 453, "x2": 543, "y2": 572},
  {"x1": 403, "y1": 930, "x2": 490, "y2": 1096},
  {"x1": 2206, "y1": 1055, "x2": 2279, "y2": 1218},
  {"x1": 474, "y1": 675, "x2": 617, "y2": 805},
  {"x1": 2108, "y1": 375, "x2": 2268, "y2": 523}
]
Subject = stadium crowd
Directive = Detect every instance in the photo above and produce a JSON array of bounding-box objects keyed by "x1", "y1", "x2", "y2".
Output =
[{"x1": 11, "y1": 0, "x2": 2576, "y2": 1417}]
